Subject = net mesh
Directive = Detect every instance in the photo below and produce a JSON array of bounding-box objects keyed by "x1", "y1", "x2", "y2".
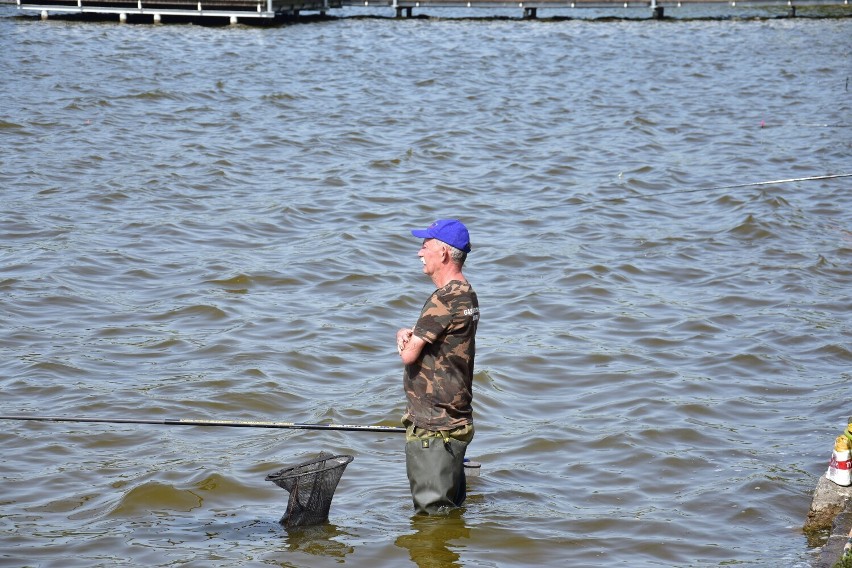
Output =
[{"x1": 265, "y1": 452, "x2": 354, "y2": 527}]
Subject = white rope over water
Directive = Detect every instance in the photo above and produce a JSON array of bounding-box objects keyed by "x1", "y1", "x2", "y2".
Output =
[{"x1": 597, "y1": 172, "x2": 852, "y2": 203}]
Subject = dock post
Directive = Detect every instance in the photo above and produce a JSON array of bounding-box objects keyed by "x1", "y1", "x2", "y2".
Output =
[
  {"x1": 650, "y1": 0, "x2": 663, "y2": 18},
  {"x1": 523, "y1": 6, "x2": 537, "y2": 18},
  {"x1": 788, "y1": 4, "x2": 796, "y2": 15}
]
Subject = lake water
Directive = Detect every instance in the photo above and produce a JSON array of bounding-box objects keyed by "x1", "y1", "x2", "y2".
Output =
[{"x1": 1, "y1": 6, "x2": 851, "y2": 567}]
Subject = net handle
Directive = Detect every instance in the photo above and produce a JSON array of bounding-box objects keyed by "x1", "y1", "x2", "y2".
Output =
[{"x1": 0, "y1": 414, "x2": 405, "y2": 433}]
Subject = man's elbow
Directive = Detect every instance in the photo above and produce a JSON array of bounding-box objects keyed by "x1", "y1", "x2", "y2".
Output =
[{"x1": 400, "y1": 351, "x2": 418, "y2": 366}]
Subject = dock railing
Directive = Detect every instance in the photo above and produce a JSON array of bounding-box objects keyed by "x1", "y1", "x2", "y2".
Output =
[
  {"x1": 360, "y1": 0, "x2": 848, "y2": 19},
  {"x1": 17, "y1": 0, "x2": 340, "y2": 21},
  {"x1": 16, "y1": 0, "x2": 851, "y2": 23}
]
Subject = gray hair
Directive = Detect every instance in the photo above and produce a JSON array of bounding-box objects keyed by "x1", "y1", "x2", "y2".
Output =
[{"x1": 447, "y1": 244, "x2": 467, "y2": 267}]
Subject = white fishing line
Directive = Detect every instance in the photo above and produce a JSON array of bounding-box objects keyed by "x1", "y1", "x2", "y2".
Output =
[{"x1": 597, "y1": 172, "x2": 852, "y2": 203}]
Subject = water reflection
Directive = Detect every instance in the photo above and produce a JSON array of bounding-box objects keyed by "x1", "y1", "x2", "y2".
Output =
[
  {"x1": 395, "y1": 512, "x2": 471, "y2": 568},
  {"x1": 281, "y1": 523, "x2": 354, "y2": 559}
]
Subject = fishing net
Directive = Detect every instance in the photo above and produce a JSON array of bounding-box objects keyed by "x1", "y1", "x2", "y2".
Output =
[{"x1": 265, "y1": 452, "x2": 354, "y2": 527}]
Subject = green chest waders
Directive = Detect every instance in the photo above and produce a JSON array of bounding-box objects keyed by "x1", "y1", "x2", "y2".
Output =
[{"x1": 405, "y1": 434, "x2": 468, "y2": 515}]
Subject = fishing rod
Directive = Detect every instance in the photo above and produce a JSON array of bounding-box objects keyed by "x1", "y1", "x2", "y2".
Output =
[
  {"x1": 596, "y1": 172, "x2": 852, "y2": 203},
  {"x1": 0, "y1": 414, "x2": 405, "y2": 433}
]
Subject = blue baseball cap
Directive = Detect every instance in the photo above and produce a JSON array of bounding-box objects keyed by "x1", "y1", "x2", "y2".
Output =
[{"x1": 411, "y1": 219, "x2": 472, "y2": 253}]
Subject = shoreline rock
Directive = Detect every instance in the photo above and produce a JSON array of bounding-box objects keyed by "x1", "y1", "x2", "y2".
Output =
[{"x1": 806, "y1": 475, "x2": 852, "y2": 568}]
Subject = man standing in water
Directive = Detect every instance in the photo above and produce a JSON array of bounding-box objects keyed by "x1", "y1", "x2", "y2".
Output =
[{"x1": 396, "y1": 219, "x2": 479, "y2": 515}]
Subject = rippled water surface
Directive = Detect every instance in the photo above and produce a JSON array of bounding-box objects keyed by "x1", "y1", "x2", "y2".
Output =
[{"x1": 1, "y1": 6, "x2": 851, "y2": 567}]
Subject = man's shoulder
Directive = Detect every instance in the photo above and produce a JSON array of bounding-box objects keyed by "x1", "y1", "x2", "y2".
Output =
[
  {"x1": 419, "y1": 281, "x2": 471, "y2": 319},
  {"x1": 436, "y1": 279, "x2": 474, "y2": 299},
  {"x1": 420, "y1": 281, "x2": 476, "y2": 319}
]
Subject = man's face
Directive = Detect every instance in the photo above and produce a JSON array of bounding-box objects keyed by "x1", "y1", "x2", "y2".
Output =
[{"x1": 418, "y1": 238, "x2": 444, "y2": 275}]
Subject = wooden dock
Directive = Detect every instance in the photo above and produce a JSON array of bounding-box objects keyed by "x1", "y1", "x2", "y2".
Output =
[
  {"x1": 368, "y1": 0, "x2": 849, "y2": 19},
  {"x1": 15, "y1": 0, "x2": 850, "y2": 23},
  {"x1": 16, "y1": 0, "x2": 342, "y2": 22}
]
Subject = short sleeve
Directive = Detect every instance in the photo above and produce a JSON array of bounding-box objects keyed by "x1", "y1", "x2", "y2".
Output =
[{"x1": 413, "y1": 290, "x2": 453, "y2": 344}]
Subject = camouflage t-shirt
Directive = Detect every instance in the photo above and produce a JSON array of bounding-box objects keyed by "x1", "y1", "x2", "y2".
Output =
[{"x1": 404, "y1": 279, "x2": 479, "y2": 430}]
